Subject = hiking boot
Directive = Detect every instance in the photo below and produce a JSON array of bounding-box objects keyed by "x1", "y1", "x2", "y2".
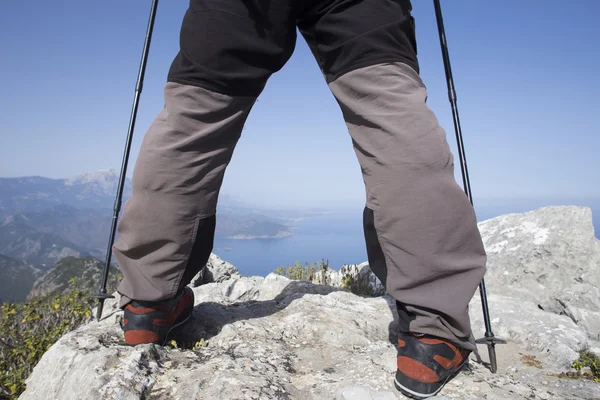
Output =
[
  {"x1": 122, "y1": 287, "x2": 194, "y2": 346},
  {"x1": 394, "y1": 332, "x2": 471, "y2": 399}
]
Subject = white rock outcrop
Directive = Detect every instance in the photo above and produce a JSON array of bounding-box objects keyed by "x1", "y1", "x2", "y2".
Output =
[
  {"x1": 311, "y1": 262, "x2": 385, "y2": 295},
  {"x1": 192, "y1": 252, "x2": 241, "y2": 285},
  {"x1": 18, "y1": 206, "x2": 600, "y2": 400},
  {"x1": 476, "y1": 206, "x2": 600, "y2": 342}
]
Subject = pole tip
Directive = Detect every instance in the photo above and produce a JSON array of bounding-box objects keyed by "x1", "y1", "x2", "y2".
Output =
[
  {"x1": 95, "y1": 301, "x2": 104, "y2": 322},
  {"x1": 489, "y1": 345, "x2": 498, "y2": 373},
  {"x1": 475, "y1": 335, "x2": 506, "y2": 373}
]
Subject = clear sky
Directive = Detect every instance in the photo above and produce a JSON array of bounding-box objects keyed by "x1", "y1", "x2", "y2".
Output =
[{"x1": 1, "y1": 0, "x2": 598, "y2": 209}]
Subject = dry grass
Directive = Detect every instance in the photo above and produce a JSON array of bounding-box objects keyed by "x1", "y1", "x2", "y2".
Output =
[{"x1": 520, "y1": 353, "x2": 543, "y2": 369}]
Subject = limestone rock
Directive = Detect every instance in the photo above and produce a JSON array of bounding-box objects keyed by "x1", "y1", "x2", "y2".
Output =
[
  {"x1": 18, "y1": 206, "x2": 600, "y2": 400},
  {"x1": 192, "y1": 252, "x2": 240, "y2": 285},
  {"x1": 311, "y1": 262, "x2": 385, "y2": 295},
  {"x1": 20, "y1": 275, "x2": 600, "y2": 400},
  {"x1": 478, "y1": 206, "x2": 600, "y2": 341}
]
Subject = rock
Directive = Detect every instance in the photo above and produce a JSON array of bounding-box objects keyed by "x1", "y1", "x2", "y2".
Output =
[
  {"x1": 336, "y1": 386, "x2": 398, "y2": 400},
  {"x1": 311, "y1": 262, "x2": 385, "y2": 295},
  {"x1": 477, "y1": 206, "x2": 600, "y2": 341},
  {"x1": 21, "y1": 277, "x2": 600, "y2": 400},
  {"x1": 469, "y1": 293, "x2": 588, "y2": 367},
  {"x1": 192, "y1": 252, "x2": 240, "y2": 285},
  {"x1": 19, "y1": 206, "x2": 600, "y2": 400}
]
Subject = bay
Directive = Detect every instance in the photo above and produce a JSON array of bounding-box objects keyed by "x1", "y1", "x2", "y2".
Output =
[{"x1": 213, "y1": 210, "x2": 368, "y2": 277}]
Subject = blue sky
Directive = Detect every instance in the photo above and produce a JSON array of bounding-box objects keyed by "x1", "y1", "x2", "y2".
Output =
[{"x1": 1, "y1": 0, "x2": 598, "y2": 209}]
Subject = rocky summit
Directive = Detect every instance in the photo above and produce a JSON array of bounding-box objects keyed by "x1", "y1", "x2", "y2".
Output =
[{"x1": 18, "y1": 206, "x2": 600, "y2": 399}]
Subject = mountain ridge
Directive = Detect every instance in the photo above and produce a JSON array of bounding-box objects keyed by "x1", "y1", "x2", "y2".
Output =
[
  {"x1": 0, "y1": 171, "x2": 299, "y2": 295},
  {"x1": 0, "y1": 169, "x2": 132, "y2": 216},
  {"x1": 0, "y1": 212, "x2": 89, "y2": 269},
  {"x1": 0, "y1": 254, "x2": 41, "y2": 303},
  {"x1": 28, "y1": 256, "x2": 120, "y2": 300}
]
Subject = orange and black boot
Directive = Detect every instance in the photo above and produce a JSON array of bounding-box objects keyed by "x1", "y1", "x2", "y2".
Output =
[
  {"x1": 394, "y1": 332, "x2": 471, "y2": 399},
  {"x1": 122, "y1": 287, "x2": 194, "y2": 346}
]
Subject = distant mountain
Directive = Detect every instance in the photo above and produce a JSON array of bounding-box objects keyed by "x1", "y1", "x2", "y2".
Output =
[
  {"x1": 216, "y1": 214, "x2": 293, "y2": 239},
  {"x1": 28, "y1": 256, "x2": 120, "y2": 300},
  {"x1": 215, "y1": 202, "x2": 296, "y2": 239},
  {"x1": 0, "y1": 213, "x2": 91, "y2": 270},
  {"x1": 0, "y1": 170, "x2": 308, "y2": 277},
  {"x1": 0, "y1": 169, "x2": 132, "y2": 216},
  {"x1": 0, "y1": 202, "x2": 294, "y2": 269},
  {"x1": 0, "y1": 171, "x2": 309, "y2": 303},
  {"x1": 0, "y1": 254, "x2": 42, "y2": 303},
  {"x1": 0, "y1": 170, "x2": 130, "y2": 271},
  {"x1": 6, "y1": 204, "x2": 112, "y2": 257}
]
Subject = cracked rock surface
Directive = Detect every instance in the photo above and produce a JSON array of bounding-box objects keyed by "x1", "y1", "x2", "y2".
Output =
[{"x1": 19, "y1": 206, "x2": 600, "y2": 399}]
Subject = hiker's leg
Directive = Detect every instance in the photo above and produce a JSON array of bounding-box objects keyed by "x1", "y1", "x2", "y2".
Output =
[
  {"x1": 298, "y1": 0, "x2": 486, "y2": 351},
  {"x1": 114, "y1": 0, "x2": 297, "y2": 307}
]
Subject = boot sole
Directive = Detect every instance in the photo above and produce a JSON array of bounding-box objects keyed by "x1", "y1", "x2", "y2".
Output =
[
  {"x1": 394, "y1": 359, "x2": 469, "y2": 399},
  {"x1": 159, "y1": 310, "x2": 193, "y2": 346}
]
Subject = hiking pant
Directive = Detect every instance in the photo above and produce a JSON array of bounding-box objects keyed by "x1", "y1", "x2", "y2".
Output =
[{"x1": 113, "y1": 0, "x2": 487, "y2": 351}]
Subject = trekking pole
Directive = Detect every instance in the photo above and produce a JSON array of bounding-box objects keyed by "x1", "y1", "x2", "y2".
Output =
[
  {"x1": 432, "y1": 0, "x2": 506, "y2": 373},
  {"x1": 92, "y1": 0, "x2": 160, "y2": 322}
]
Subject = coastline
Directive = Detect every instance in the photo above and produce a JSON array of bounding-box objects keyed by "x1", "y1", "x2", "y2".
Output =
[{"x1": 224, "y1": 231, "x2": 294, "y2": 240}]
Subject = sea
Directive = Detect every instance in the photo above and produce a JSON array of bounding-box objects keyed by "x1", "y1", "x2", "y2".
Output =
[{"x1": 213, "y1": 199, "x2": 600, "y2": 277}]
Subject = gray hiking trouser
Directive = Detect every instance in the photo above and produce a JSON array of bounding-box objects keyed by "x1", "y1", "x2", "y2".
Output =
[{"x1": 112, "y1": 0, "x2": 487, "y2": 351}]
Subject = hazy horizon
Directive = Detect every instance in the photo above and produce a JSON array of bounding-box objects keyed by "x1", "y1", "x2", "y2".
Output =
[{"x1": 2, "y1": 167, "x2": 598, "y2": 216}]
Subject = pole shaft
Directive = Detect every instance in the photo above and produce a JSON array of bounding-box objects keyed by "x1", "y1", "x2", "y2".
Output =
[
  {"x1": 433, "y1": 0, "x2": 472, "y2": 203},
  {"x1": 432, "y1": 0, "x2": 499, "y2": 364},
  {"x1": 95, "y1": 0, "x2": 160, "y2": 321}
]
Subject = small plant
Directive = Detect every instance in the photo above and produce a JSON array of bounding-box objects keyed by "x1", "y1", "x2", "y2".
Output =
[
  {"x1": 273, "y1": 266, "x2": 285, "y2": 275},
  {"x1": 272, "y1": 259, "x2": 385, "y2": 297},
  {"x1": 341, "y1": 273, "x2": 386, "y2": 297},
  {"x1": 571, "y1": 350, "x2": 600, "y2": 382},
  {"x1": 319, "y1": 259, "x2": 329, "y2": 286},
  {"x1": 273, "y1": 260, "x2": 322, "y2": 282},
  {"x1": 555, "y1": 350, "x2": 600, "y2": 382},
  {"x1": 192, "y1": 338, "x2": 207, "y2": 350},
  {"x1": 0, "y1": 280, "x2": 96, "y2": 399},
  {"x1": 287, "y1": 261, "x2": 308, "y2": 281},
  {"x1": 165, "y1": 338, "x2": 207, "y2": 351}
]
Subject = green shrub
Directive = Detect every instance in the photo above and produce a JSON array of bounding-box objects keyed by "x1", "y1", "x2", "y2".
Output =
[
  {"x1": 319, "y1": 259, "x2": 329, "y2": 285},
  {"x1": 341, "y1": 274, "x2": 386, "y2": 297},
  {"x1": 273, "y1": 259, "x2": 329, "y2": 283},
  {"x1": 273, "y1": 259, "x2": 384, "y2": 297},
  {"x1": 0, "y1": 278, "x2": 96, "y2": 399},
  {"x1": 571, "y1": 350, "x2": 600, "y2": 382}
]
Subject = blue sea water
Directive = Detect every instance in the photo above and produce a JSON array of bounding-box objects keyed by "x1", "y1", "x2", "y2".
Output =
[
  {"x1": 214, "y1": 201, "x2": 600, "y2": 278},
  {"x1": 213, "y1": 211, "x2": 368, "y2": 277}
]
